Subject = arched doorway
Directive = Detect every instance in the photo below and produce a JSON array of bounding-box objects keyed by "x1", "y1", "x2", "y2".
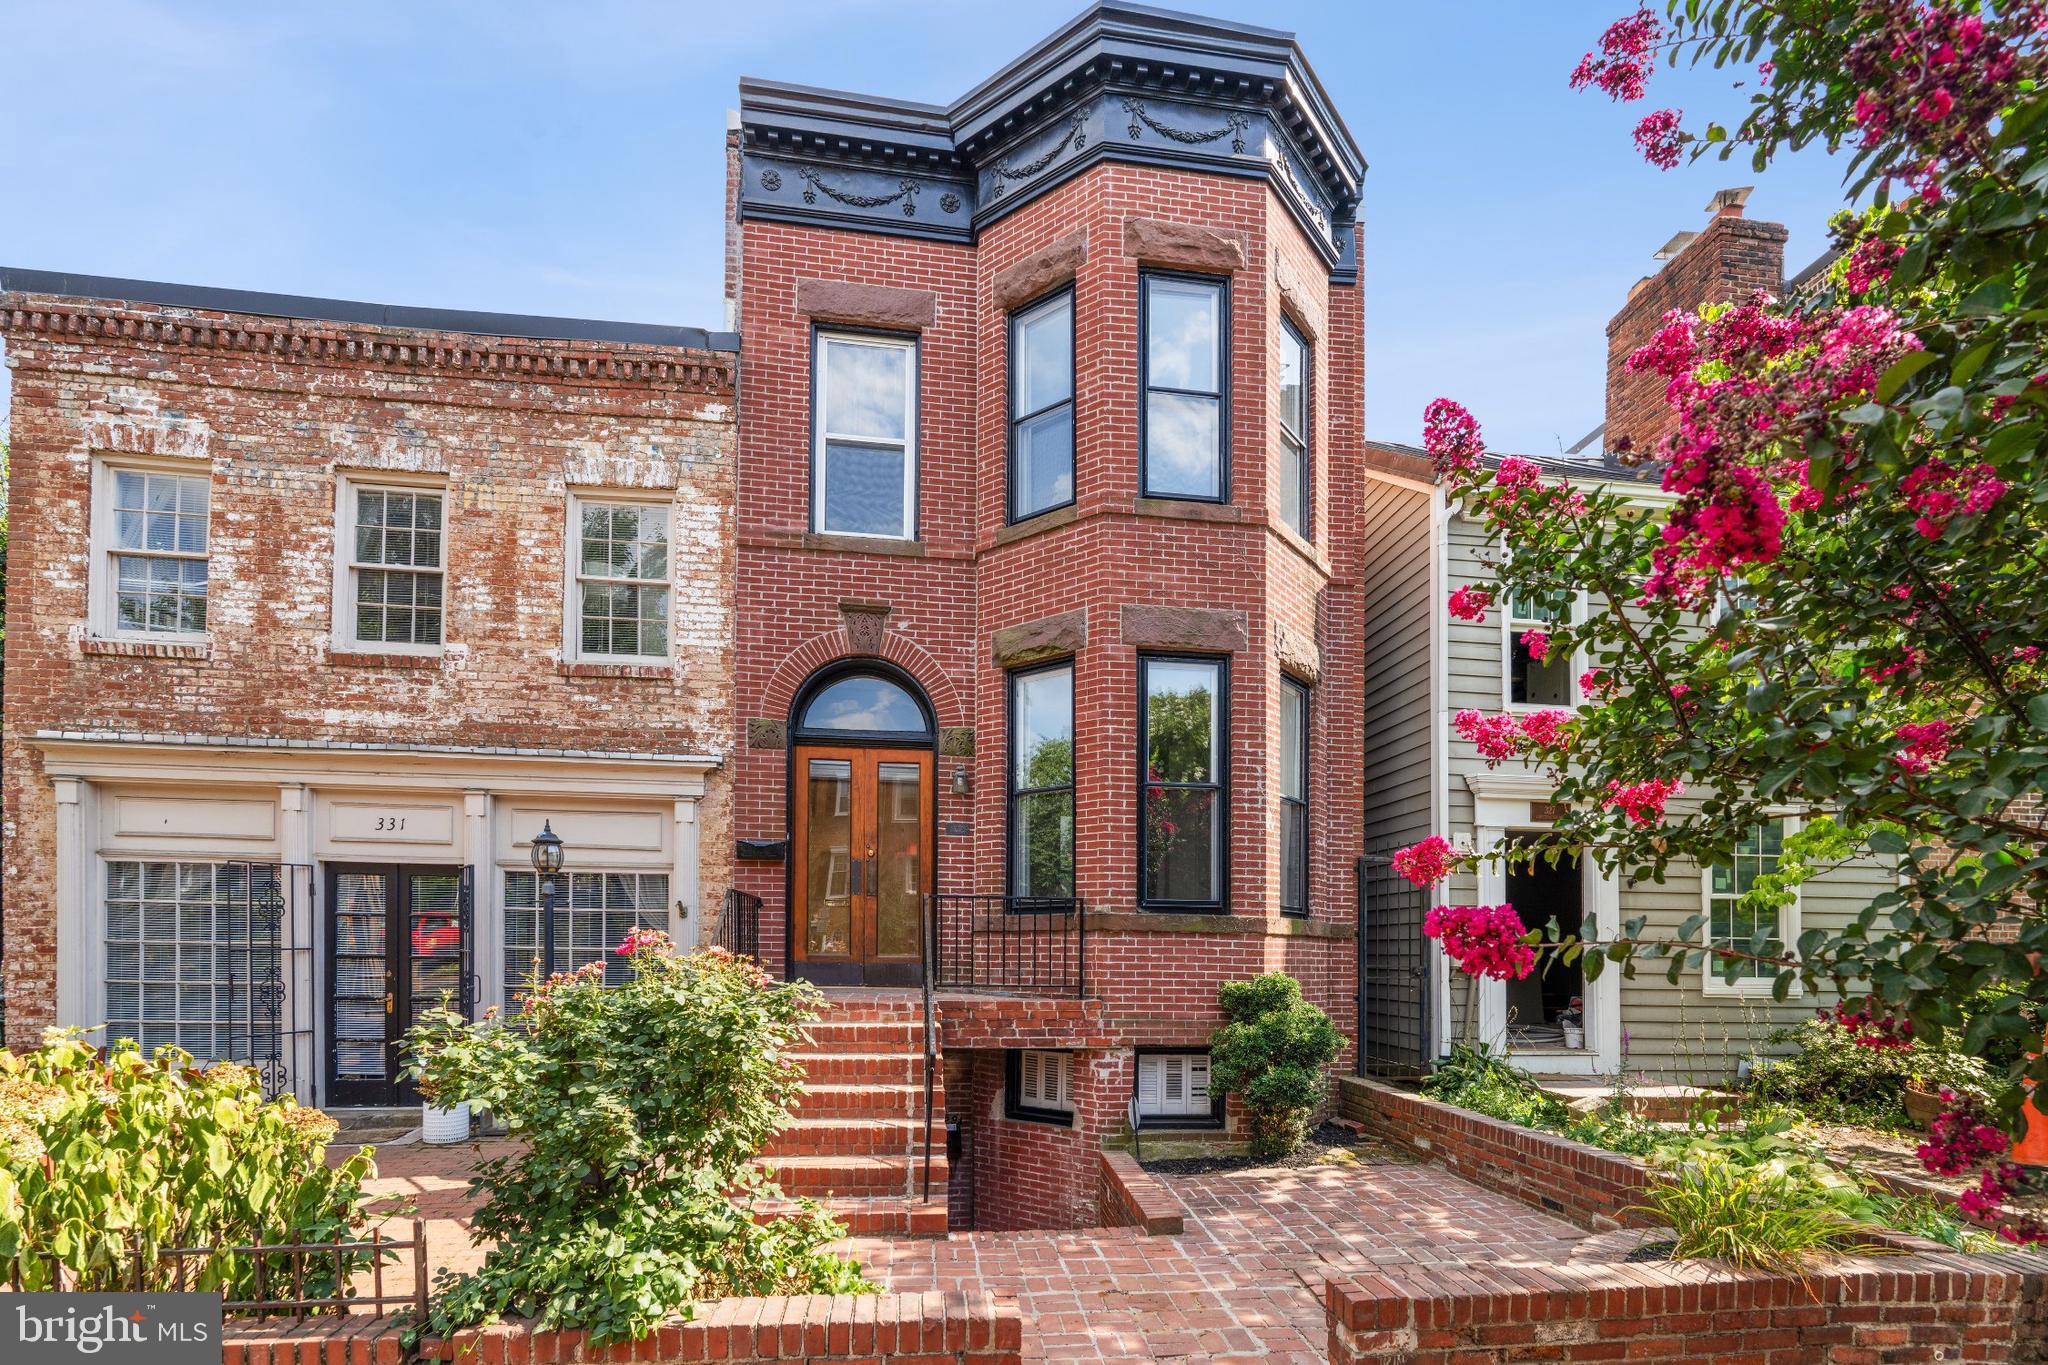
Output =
[{"x1": 788, "y1": 664, "x2": 936, "y2": 986}]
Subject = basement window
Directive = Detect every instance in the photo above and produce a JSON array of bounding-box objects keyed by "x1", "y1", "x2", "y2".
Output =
[
  {"x1": 1005, "y1": 1048, "x2": 1074, "y2": 1125},
  {"x1": 1134, "y1": 1049, "x2": 1222, "y2": 1128}
]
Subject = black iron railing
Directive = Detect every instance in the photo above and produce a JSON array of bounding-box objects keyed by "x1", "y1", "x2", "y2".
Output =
[
  {"x1": 925, "y1": 894, "x2": 1086, "y2": 997},
  {"x1": 715, "y1": 887, "x2": 763, "y2": 962}
]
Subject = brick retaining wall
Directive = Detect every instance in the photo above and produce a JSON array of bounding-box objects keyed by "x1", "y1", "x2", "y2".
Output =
[
  {"x1": 222, "y1": 1291, "x2": 1020, "y2": 1365},
  {"x1": 1096, "y1": 1151, "x2": 1183, "y2": 1235}
]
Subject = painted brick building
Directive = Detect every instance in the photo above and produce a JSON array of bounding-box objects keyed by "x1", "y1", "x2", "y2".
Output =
[
  {"x1": 0, "y1": 274, "x2": 739, "y2": 1105},
  {"x1": 0, "y1": 3, "x2": 1368, "y2": 1235},
  {"x1": 725, "y1": 3, "x2": 1365, "y2": 1230}
]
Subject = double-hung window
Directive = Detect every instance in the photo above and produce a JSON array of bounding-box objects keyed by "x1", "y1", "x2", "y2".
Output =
[
  {"x1": 1277, "y1": 319, "x2": 1310, "y2": 538},
  {"x1": 1703, "y1": 819, "x2": 1798, "y2": 993},
  {"x1": 813, "y1": 332, "x2": 917, "y2": 539},
  {"x1": 1279, "y1": 677, "x2": 1309, "y2": 915},
  {"x1": 1506, "y1": 581, "x2": 1572, "y2": 706},
  {"x1": 1141, "y1": 273, "x2": 1228, "y2": 501},
  {"x1": 570, "y1": 497, "x2": 671, "y2": 660},
  {"x1": 1140, "y1": 655, "x2": 1225, "y2": 909},
  {"x1": 1009, "y1": 662, "x2": 1076, "y2": 900},
  {"x1": 1010, "y1": 290, "x2": 1075, "y2": 521},
  {"x1": 340, "y1": 481, "x2": 445, "y2": 650},
  {"x1": 96, "y1": 463, "x2": 210, "y2": 638},
  {"x1": 503, "y1": 869, "x2": 669, "y2": 1006}
]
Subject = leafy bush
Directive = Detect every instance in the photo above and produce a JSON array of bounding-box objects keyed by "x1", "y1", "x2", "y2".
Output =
[
  {"x1": 1422, "y1": 1044, "x2": 1574, "y2": 1130},
  {"x1": 1208, "y1": 972, "x2": 1344, "y2": 1158},
  {"x1": 0, "y1": 1033, "x2": 378, "y2": 1296},
  {"x1": 1744, "y1": 1014, "x2": 1993, "y2": 1129},
  {"x1": 1638, "y1": 1152, "x2": 1885, "y2": 1273},
  {"x1": 405, "y1": 936, "x2": 868, "y2": 1348}
]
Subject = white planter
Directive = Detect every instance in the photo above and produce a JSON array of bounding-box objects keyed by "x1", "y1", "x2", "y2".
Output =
[
  {"x1": 422, "y1": 1102, "x2": 471, "y2": 1145},
  {"x1": 1562, "y1": 1023, "x2": 1585, "y2": 1050}
]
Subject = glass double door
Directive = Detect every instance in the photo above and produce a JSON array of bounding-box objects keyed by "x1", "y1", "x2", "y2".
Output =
[
  {"x1": 326, "y1": 863, "x2": 466, "y2": 1106},
  {"x1": 791, "y1": 746, "x2": 931, "y2": 986}
]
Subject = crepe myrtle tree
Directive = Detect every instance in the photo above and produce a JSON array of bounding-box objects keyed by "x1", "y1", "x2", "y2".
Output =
[{"x1": 1399, "y1": 2, "x2": 2048, "y2": 1138}]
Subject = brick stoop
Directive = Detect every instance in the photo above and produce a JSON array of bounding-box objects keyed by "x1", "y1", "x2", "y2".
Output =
[{"x1": 757, "y1": 995, "x2": 949, "y2": 1237}]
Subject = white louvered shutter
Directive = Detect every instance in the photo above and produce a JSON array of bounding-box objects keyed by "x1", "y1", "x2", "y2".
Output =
[{"x1": 1137, "y1": 1052, "x2": 1211, "y2": 1120}]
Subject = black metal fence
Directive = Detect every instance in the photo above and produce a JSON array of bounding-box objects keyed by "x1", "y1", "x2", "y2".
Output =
[
  {"x1": 715, "y1": 887, "x2": 763, "y2": 962},
  {"x1": 1357, "y1": 851, "x2": 1432, "y2": 1078},
  {"x1": 8, "y1": 1221, "x2": 427, "y2": 1320},
  {"x1": 926, "y1": 894, "x2": 1085, "y2": 996}
]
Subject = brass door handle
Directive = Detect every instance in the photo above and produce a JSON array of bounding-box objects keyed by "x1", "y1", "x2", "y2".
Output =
[{"x1": 384, "y1": 991, "x2": 396, "y2": 1014}]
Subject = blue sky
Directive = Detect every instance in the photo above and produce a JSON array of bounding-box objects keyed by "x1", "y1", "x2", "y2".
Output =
[{"x1": 0, "y1": 1, "x2": 1856, "y2": 453}]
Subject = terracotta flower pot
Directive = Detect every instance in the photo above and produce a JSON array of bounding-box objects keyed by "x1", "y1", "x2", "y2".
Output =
[{"x1": 1903, "y1": 1085, "x2": 1944, "y2": 1130}]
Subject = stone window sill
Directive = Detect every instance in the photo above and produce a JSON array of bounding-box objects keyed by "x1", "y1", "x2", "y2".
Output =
[
  {"x1": 328, "y1": 649, "x2": 443, "y2": 670},
  {"x1": 81, "y1": 637, "x2": 209, "y2": 661},
  {"x1": 1084, "y1": 910, "x2": 1355, "y2": 940},
  {"x1": 559, "y1": 660, "x2": 676, "y2": 680}
]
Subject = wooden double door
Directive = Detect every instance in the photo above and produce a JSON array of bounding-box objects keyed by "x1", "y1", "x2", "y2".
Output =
[{"x1": 791, "y1": 746, "x2": 932, "y2": 986}]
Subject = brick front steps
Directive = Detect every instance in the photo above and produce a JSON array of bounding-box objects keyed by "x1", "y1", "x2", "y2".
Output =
[
  {"x1": 758, "y1": 996, "x2": 948, "y2": 1239},
  {"x1": 224, "y1": 1290, "x2": 1020, "y2": 1365}
]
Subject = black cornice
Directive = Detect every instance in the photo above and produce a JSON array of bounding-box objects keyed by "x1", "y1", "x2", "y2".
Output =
[{"x1": 736, "y1": 3, "x2": 1366, "y2": 282}]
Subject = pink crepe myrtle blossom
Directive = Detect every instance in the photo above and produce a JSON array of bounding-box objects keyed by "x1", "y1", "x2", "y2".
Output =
[
  {"x1": 1423, "y1": 398, "x2": 1485, "y2": 477},
  {"x1": 1604, "y1": 776, "x2": 1682, "y2": 826},
  {"x1": 1520, "y1": 628, "x2": 1552, "y2": 662},
  {"x1": 1424, "y1": 903, "x2": 1537, "y2": 981},
  {"x1": 1843, "y1": 236, "x2": 1905, "y2": 294},
  {"x1": 1494, "y1": 456, "x2": 1543, "y2": 501},
  {"x1": 1893, "y1": 720, "x2": 1954, "y2": 774},
  {"x1": 1632, "y1": 108, "x2": 1685, "y2": 169},
  {"x1": 1516, "y1": 708, "x2": 1573, "y2": 750},
  {"x1": 1903, "y1": 459, "x2": 2006, "y2": 537},
  {"x1": 1569, "y1": 7, "x2": 1662, "y2": 103},
  {"x1": 1454, "y1": 709, "x2": 1525, "y2": 765},
  {"x1": 1447, "y1": 585, "x2": 1493, "y2": 622},
  {"x1": 1392, "y1": 835, "x2": 1458, "y2": 888}
]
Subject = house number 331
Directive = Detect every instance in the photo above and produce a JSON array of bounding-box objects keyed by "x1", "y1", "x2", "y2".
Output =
[{"x1": 375, "y1": 815, "x2": 407, "y2": 832}]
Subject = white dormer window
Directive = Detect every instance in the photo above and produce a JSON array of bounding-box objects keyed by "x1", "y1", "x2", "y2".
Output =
[
  {"x1": 1135, "y1": 1050, "x2": 1216, "y2": 1126},
  {"x1": 1007, "y1": 1048, "x2": 1074, "y2": 1123},
  {"x1": 92, "y1": 460, "x2": 211, "y2": 640}
]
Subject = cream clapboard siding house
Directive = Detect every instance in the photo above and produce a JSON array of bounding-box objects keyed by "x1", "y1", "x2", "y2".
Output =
[{"x1": 1361, "y1": 441, "x2": 1895, "y2": 1082}]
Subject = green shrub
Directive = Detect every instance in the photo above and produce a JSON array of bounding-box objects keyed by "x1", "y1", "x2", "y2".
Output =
[
  {"x1": 1208, "y1": 972, "x2": 1344, "y2": 1158},
  {"x1": 0, "y1": 1033, "x2": 379, "y2": 1296},
  {"x1": 405, "y1": 937, "x2": 869, "y2": 1348},
  {"x1": 1637, "y1": 1151, "x2": 1885, "y2": 1273},
  {"x1": 1744, "y1": 1015, "x2": 1993, "y2": 1128},
  {"x1": 1422, "y1": 1044, "x2": 1575, "y2": 1129}
]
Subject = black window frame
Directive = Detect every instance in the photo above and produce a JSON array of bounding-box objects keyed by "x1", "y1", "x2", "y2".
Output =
[
  {"x1": 1006, "y1": 658, "x2": 1077, "y2": 903},
  {"x1": 808, "y1": 324, "x2": 921, "y2": 541},
  {"x1": 1277, "y1": 316, "x2": 1311, "y2": 540},
  {"x1": 1136, "y1": 652, "x2": 1229, "y2": 913},
  {"x1": 1131, "y1": 1046, "x2": 1226, "y2": 1131},
  {"x1": 1279, "y1": 675, "x2": 1310, "y2": 917},
  {"x1": 1003, "y1": 1048, "x2": 1077, "y2": 1126},
  {"x1": 1007, "y1": 286, "x2": 1078, "y2": 524},
  {"x1": 1138, "y1": 270, "x2": 1231, "y2": 504}
]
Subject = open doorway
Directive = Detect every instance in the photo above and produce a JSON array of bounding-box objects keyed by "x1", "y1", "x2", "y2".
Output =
[{"x1": 1503, "y1": 847, "x2": 1584, "y2": 1049}]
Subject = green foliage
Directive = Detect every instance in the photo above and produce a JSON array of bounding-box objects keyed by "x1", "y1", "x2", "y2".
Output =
[
  {"x1": 1744, "y1": 1015, "x2": 1995, "y2": 1129},
  {"x1": 0, "y1": 1033, "x2": 380, "y2": 1297},
  {"x1": 1443, "y1": 2, "x2": 2048, "y2": 1122},
  {"x1": 1637, "y1": 1152, "x2": 1885, "y2": 1273},
  {"x1": 1422, "y1": 1044, "x2": 1575, "y2": 1129},
  {"x1": 404, "y1": 940, "x2": 869, "y2": 1348},
  {"x1": 1208, "y1": 972, "x2": 1343, "y2": 1158}
]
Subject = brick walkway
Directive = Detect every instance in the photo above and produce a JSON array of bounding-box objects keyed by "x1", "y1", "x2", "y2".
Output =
[{"x1": 343, "y1": 1141, "x2": 1595, "y2": 1363}]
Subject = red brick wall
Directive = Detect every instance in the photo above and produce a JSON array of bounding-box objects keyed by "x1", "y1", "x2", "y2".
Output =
[
  {"x1": 0, "y1": 296, "x2": 737, "y2": 1044},
  {"x1": 1328, "y1": 1257, "x2": 2048, "y2": 1364},
  {"x1": 1603, "y1": 206, "x2": 1788, "y2": 455}
]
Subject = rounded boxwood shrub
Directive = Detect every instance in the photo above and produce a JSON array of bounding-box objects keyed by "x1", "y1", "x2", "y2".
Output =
[
  {"x1": 404, "y1": 934, "x2": 868, "y2": 1348},
  {"x1": 0, "y1": 1033, "x2": 379, "y2": 1296},
  {"x1": 1208, "y1": 971, "x2": 1344, "y2": 1159}
]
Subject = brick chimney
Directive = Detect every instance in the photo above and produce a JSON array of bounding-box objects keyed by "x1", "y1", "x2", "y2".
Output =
[{"x1": 1602, "y1": 188, "x2": 1788, "y2": 454}]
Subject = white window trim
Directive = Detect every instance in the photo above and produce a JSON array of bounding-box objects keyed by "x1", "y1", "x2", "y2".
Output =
[
  {"x1": 332, "y1": 472, "x2": 447, "y2": 656},
  {"x1": 562, "y1": 490, "x2": 676, "y2": 665},
  {"x1": 1701, "y1": 813, "x2": 1803, "y2": 997},
  {"x1": 812, "y1": 332, "x2": 918, "y2": 540},
  {"x1": 88, "y1": 455, "x2": 212, "y2": 644},
  {"x1": 1499, "y1": 564, "x2": 1582, "y2": 712}
]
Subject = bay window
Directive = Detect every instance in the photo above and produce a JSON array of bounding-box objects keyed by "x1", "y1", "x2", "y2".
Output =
[
  {"x1": 1140, "y1": 654, "x2": 1225, "y2": 910},
  {"x1": 1141, "y1": 273, "x2": 1228, "y2": 501},
  {"x1": 1009, "y1": 662, "x2": 1076, "y2": 900},
  {"x1": 1009, "y1": 290, "x2": 1075, "y2": 521}
]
